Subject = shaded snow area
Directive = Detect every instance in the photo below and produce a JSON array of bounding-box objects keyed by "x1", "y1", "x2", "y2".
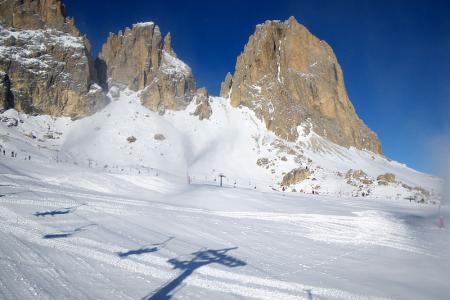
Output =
[{"x1": 0, "y1": 89, "x2": 449, "y2": 299}]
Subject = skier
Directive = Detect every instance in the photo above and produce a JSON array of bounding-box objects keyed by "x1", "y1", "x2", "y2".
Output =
[{"x1": 439, "y1": 216, "x2": 445, "y2": 228}]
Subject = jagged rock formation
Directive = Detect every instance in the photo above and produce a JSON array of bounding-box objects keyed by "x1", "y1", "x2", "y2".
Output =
[
  {"x1": 220, "y1": 72, "x2": 233, "y2": 98},
  {"x1": 222, "y1": 17, "x2": 382, "y2": 154},
  {"x1": 95, "y1": 23, "x2": 162, "y2": 91},
  {"x1": 97, "y1": 22, "x2": 210, "y2": 116},
  {"x1": 281, "y1": 168, "x2": 311, "y2": 186},
  {"x1": 0, "y1": 0, "x2": 79, "y2": 35},
  {"x1": 163, "y1": 32, "x2": 176, "y2": 57},
  {"x1": 0, "y1": 0, "x2": 106, "y2": 118}
]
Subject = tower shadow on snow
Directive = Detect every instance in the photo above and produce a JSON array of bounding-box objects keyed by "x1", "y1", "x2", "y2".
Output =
[{"x1": 145, "y1": 247, "x2": 246, "y2": 300}]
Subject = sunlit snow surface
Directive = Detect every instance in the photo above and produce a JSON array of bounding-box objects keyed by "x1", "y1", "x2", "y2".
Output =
[{"x1": 0, "y1": 90, "x2": 448, "y2": 299}]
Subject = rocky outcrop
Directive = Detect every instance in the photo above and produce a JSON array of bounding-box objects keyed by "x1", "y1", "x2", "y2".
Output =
[
  {"x1": 1, "y1": 72, "x2": 14, "y2": 110},
  {"x1": 97, "y1": 22, "x2": 209, "y2": 115},
  {"x1": 154, "y1": 134, "x2": 165, "y2": 141},
  {"x1": 346, "y1": 169, "x2": 373, "y2": 185},
  {"x1": 0, "y1": 0, "x2": 107, "y2": 118},
  {"x1": 377, "y1": 173, "x2": 396, "y2": 185},
  {"x1": 193, "y1": 87, "x2": 212, "y2": 120},
  {"x1": 281, "y1": 168, "x2": 311, "y2": 186},
  {"x1": 220, "y1": 72, "x2": 233, "y2": 98},
  {"x1": 222, "y1": 17, "x2": 382, "y2": 154}
]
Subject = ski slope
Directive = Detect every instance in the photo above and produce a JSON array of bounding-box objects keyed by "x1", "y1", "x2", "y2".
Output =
[
  {"x1": 0, "y1": 88, "x2": 442, "y2": 201},
  {"x1": 0, "y1": 89, "x2": 448, "y2": 299},
  {"x1": 0, "y1": 156, "x2": 449, "y2": 299}
]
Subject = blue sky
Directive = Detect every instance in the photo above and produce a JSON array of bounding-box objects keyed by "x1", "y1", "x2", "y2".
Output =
[{"x1": 66, "y1": 0, "x2": 450, "y2": 175}]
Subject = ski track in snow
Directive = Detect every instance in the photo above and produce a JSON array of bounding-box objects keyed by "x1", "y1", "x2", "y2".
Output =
[
  {"x1": 1, "y1": 175, "x2": 429, "y2": 256},
  {"x1": 0, "y1": 206, "x2": 390, "y2": 300},
  {"x1": 0, "y1": 177, "x2": 396, "y2": 300}
]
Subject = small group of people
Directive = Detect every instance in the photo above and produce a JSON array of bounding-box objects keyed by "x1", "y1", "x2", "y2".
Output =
[
  {"x1": 1, "y1": 145, "x2": 16, "y2": 158},
  {"x1": 0, "y1": 145, "x2": 31, "y2": 160}
]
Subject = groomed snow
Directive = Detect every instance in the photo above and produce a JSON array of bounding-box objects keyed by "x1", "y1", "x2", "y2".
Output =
[{"x1": 0, "y1": 153, "x2": 448, "y2": 299}]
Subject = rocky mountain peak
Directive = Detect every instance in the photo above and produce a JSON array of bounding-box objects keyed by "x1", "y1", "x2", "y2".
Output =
[
  {"x1": 96, "y1": 22, "x2": 162, "y2": 91},
  {"x1": 0, "y1": 0, "x2": 79, "y2": 35},
  {"x1": 0, "y1": 0, "x2": 107, "y2": 118},
  {"x1": 222, "y1": 16, "x2": 382, "y2": 154},
  {"x1": 97, "y1": 21, "x2": 210, "y2": 118}
]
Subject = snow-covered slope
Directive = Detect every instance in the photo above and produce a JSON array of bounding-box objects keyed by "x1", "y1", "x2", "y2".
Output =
[
  {"x1": 0, "y1": 88, "x2": 448, "y2": 300},
  {"x1": 0, "y1": 142, "x2": 448, "y2": 300},
  {"x1": 0, "y1": 88, "x2": 442, "y2": 202}
]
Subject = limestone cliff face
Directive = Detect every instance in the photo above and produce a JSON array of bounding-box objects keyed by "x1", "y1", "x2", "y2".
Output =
[
  {"x1": 222, "y1": 17, "x2": 382, "y2": 154},
  {"x1": 97, "y1": 23, "x2": 209, "y2": 117},
  {"x1": 0, "y1": 0, "x2": 106, "y2": 118},
  {"x1": 0, "y1": 0, "x2": 79, "y2": 35}
]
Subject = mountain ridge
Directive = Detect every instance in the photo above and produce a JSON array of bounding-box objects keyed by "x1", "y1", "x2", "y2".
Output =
[
  {"x1": 0, "y1": 0, "x2": 438, "y2": 202},
  {"x1": 1, "y1": 0, "x2": 380, "y2": 155}
]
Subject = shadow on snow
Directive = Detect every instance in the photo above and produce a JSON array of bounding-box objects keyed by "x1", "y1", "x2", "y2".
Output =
[
  {"x1": 117, "y1": 237, "x2": 174, "y2": 258},
  {"x1": 145, "y1": 247, "x2": 246, "y2": 300},
  {"x1": 34, "y1": 204, "x2": 85, "y2": 217},
  {"x1": 43, "y1": 224, "x2": 96, "y2": 239},
  {"x1": 118, "y1": 247, "x2": 158, "y2": 258}
]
